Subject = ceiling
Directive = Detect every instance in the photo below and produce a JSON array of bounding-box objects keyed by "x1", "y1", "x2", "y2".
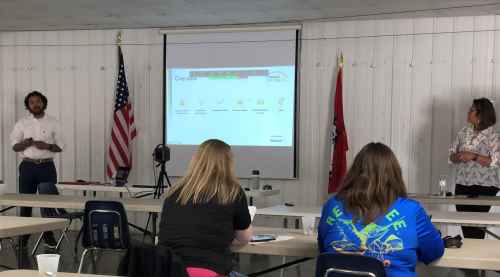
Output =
[{"x1": 1, "y1": 0, "x2": 500, "y2": 31}]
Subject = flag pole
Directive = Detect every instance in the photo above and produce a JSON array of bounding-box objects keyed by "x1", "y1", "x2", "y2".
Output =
[{"x1": 338, "y1": 52, "x2": 344, "y2": 69}]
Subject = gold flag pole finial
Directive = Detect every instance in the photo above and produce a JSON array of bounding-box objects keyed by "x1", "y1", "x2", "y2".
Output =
[
  {"x1": 339, "y1": 53, "x2": 344, "y2": 68},
  {"x1": 117, "y1": 31, "x2": 122, "y2": 46}
]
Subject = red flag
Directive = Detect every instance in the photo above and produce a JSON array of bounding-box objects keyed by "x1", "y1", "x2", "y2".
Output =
[
  {"x1": 328, "y1": 62, "x2": 348, "y2": 193},
  {"x1": 106, "y1": 46, "x2": 137, "y2": 178}
]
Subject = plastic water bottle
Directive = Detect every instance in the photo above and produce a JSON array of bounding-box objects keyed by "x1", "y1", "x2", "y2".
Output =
[
  {"x1": 250, "y1": 170, "x2": 261, "y2": 190},
  {"x1": 439, "y1": 175, "x2": 447, "y2": 197}
]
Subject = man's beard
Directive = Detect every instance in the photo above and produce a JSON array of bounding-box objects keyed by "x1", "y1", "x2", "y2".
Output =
[{"x1": 29, "y1": 107, "x2": 44, "y2": 116}]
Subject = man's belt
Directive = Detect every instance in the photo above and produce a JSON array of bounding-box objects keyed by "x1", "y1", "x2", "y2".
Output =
[{"x1": 22, "y1": 158, "x2": 53, "y2": 164}]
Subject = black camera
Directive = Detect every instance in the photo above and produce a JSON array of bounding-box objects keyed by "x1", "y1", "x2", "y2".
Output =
[{"x1": 153, "y1": 144, "x2": 170, "y2": 163}]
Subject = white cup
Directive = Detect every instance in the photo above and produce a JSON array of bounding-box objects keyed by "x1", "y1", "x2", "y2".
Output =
[
  {"x1": 248, "y1": 206, "x2": 257, "y2": 222},
  {"x1": 37, "y1": 254, "x2": 60, "y2": 277},
  {"x1": 302, "y1": 216, "x2": 315, "y2": 236}
]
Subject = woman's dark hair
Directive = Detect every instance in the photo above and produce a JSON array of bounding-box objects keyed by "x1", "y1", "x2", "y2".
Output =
[
  {"x1": 473, "y1": 98, "x2": 496, "y2": 131},
  {"x1": 24, "y1": 91, "x2": 48, "y2": 111},
  {"x1": 337, "y1": 142, "x2": 407, "y2": 225}
]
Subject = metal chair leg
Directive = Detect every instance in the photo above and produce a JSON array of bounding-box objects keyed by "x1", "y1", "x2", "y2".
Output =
[
  {"x1": 78, "y1": 248, "x2": 90, "y2": 273},
  {"x1": 295, "y1": 262, "x2": 302, "y2": 277},
  {"x1": 55, "y1": 218, "x2": 72, "y2": 252},
  {"x1": 55, "y1": 228, "x2": 67, "y2": 251},
  {"x1": 74, "y1": 228, "x2": 84, "y2": 257},
  {"x1": 31, "y1": 232, "x2": 44, "y2": 256},
  {"x1": 62, "y1": 231, "x2": 71, "y2": 245},
  {"x1": 91, "y1": 249, "x2": 98, "y2": 274},
  {"x1": 280, "y1": 256, "x2": 286, "y2": 277}
]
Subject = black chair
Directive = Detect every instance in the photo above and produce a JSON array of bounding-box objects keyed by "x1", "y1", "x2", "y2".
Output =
[
  {"x1": 78, "y1": 200, "x2": 130, "y2": 273},
  {"x1": 32, "y1": 182, "x2": 84, "y2": 256},
  {"x1": 122, "y1": 242, "x2": 188, "y2": 277},
  {"x1": 316, "y1": 252, "x2": 387, "y2": 277},
  {"x1": 0, "y1": 238, "x2": 15, "y2": 269}
]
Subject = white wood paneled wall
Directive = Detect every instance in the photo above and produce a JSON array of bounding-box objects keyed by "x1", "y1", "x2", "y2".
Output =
[
  {"x1": 0, "y1": 29, "x2": 165, "y2": 196},
  {"x1": 300, "y1": 15, "x2": 500, "y2": 203},
  {"x1": 2, "y1": 15, "x2": 500, "y2": 207}
]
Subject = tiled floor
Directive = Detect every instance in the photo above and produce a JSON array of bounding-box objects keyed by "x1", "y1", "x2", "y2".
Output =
[{"x1": 1, "y1": 231, "x2": 499, "y2": 277}]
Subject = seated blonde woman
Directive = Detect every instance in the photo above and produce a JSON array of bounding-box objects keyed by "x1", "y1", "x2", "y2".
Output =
[{"x1": 159, "y1": 139, "x2": 252, "y2": 277}]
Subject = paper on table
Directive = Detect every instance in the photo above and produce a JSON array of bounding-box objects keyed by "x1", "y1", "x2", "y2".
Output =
[{"x1": 250, "y1": 235, "x2": 294, "y2": 245}]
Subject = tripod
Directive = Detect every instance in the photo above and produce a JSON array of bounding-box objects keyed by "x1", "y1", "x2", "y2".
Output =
[
  {"x1": 153, "y1": 162, "x2": 171, "y2": 199},
  {"x1": 143, "y1": 161, "x2": 171, "y2": 243}
]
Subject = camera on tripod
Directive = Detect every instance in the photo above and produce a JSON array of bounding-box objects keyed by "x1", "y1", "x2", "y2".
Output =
[{"x1": 153, "y1": 144, "x2": 170, "y2": 164}]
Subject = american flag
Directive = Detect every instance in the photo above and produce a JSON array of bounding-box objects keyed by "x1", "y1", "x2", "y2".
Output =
[{"x1": 106, "y1": 46, "x2": 137, "y2": 178}]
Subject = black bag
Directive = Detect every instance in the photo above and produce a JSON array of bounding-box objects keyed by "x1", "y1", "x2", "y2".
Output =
[{"x1": 443, "y1": 235, "x2": 463, "y2": 248}]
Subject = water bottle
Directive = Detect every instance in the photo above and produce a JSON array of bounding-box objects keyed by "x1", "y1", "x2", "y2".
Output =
[
  {"x1": 250, "y1": 170, "x2": 261, "y2": 190},
  {"x1": 438, "y1": 175, "x2": 447, "y2": 197}
]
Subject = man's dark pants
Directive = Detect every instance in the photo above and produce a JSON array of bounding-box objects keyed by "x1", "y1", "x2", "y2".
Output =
[{"x1": 18, "y1": 160, "x2": 57, "y2": 245}]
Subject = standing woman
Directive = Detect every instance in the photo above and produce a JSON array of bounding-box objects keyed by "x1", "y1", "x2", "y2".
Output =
[
  {"x1": 159, "y1": 139, "x2": 252, "y2": 277},
  {"x1": 450, "y1": 98, "x2": 500, "y2": 239}
]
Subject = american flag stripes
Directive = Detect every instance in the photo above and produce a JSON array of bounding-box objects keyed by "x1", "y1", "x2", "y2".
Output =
[{"x1": 106, "y1": 46, "x2": 137, "y2": 178}]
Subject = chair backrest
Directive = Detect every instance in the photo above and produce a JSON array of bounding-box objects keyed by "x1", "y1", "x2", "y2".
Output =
[
  {"x1": 38, "y1": 182, "x2": 67, "y2": 216},
  {"x1": 124, "y1": 243, "x2": 188, "y2": 277},
  {"x1": 316, "y1": 253, "x2": 387, "y2": 277},
  {"x1": 82, "y1": 200, "x2": 130, "y2": 249}
]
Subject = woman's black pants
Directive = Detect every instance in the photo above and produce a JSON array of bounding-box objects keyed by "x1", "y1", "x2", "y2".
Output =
[{"x1": 455, "y1": 184, "x2": 499, "y2": 239}]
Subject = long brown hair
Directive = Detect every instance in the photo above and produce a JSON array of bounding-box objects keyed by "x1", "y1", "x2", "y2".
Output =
[
  {"x1": 167, "y1": 139, "x2": 241, "y2": 205},
  {"x1": 337, "y1": 142, "x2": 407, "y2": 224}
]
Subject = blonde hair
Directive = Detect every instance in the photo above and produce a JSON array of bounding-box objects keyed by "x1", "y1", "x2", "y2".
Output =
[{"x1": 167, "y1": 139, "x2": 241, "y2": 205}]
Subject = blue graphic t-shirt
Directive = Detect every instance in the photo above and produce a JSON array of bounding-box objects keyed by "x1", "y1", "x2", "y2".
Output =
[{"x1": 317, "y1": 197, "x2": 444, "y2": 277}]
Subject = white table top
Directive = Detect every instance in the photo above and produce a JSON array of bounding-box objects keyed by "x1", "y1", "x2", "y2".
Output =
[
  {"x1": 429, "y1": 210, "x2": 500, "y2": 227},
  {"x1": 233, "y1": 227, "x2": 317, "y2": 257},
  {"x1": 432, "y1": 239, "x2": 500, "y2": 270},
  {"x1": 409, "y1": 193, "x2": 500, "y2": 205},
  {"x1": 257, "y1": 205, "x2": 321, "y2": 218},
  {"x1": 56, "y1": 184, "x2": 280, "y2": 198},
  {"x1": 0, "y1": 193, "x2": 163, "y2": 213},
  {"x1": 0, "y1": 216, "x2": 67, "y2": 238},
  {"x1": 236, "y1": 227, "x2": 500, "y2": 270},
  {"x1": 245, "y1": 189, "x2": 280, "y2": 198},
  {"x1": 56, "y1": 184, "x2": 155, "y2": 194},
  {"x1": 256, "y1": 205, "x2": 500, "y2": 227},
  {"x1": 0, "y1": 270, "x2": 117, "y2": 277}
]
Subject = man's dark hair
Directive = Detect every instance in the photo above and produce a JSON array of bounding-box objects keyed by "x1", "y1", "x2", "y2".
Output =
[
  {"x1": 473, "y1": 98, "x2": 496, "y2": 131},
  {"x1": 24, "y1": 91, "x2": 48, "y2": 111}
]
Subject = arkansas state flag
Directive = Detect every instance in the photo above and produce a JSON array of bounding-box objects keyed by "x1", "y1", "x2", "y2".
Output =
[{"x1": 328, "y1": 62, "x2": 348, "y2": 193}]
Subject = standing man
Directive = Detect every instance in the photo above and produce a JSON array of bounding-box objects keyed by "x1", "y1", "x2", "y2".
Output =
[{"x1": 10, "y1": 91, "x2": 64, "y2": 248}]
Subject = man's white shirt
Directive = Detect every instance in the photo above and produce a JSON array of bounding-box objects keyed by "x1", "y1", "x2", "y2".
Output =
[{"x1": 10, "y1": 114, "x2": 65, "y2": 159}]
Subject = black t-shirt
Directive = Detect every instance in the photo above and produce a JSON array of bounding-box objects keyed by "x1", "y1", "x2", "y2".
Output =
[{"x1": 158, "y1": 186, "x2": 251, "y2": 274}]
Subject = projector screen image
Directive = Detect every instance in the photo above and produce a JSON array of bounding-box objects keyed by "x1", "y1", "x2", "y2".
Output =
[
  {"x1": 166, "y1": 66, "x2": 295, "y2": 146},
  {"x1": 163, "y1": 29, "x2": 298, "y2": 178}
]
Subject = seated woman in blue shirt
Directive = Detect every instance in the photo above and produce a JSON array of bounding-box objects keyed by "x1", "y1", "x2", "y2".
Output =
[{"x1": 318, "y1": 142, "x2": 444, "y2": 277}]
